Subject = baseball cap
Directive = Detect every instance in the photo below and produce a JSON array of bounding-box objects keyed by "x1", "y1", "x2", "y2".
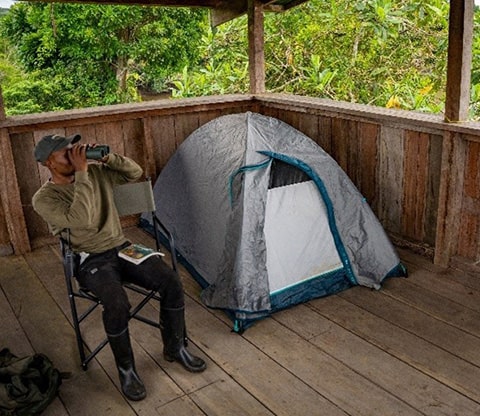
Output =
[{"x1": 34, "y1": 134, "x2": 81, "y2": 163}]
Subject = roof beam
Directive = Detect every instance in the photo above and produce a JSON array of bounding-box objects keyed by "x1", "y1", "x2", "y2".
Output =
[
  {"x1": 210, "y1": 0, "x2": 246, "y2": 27},
  {"x1": 210, "y1": 0, "x2": 307, "y2": 26},
  {"x1": 445, "y1": 0, "x2": 474, "y2": 122},
  {"x1": 25, "y1": 0, "x2": 221, "y2": 7}
]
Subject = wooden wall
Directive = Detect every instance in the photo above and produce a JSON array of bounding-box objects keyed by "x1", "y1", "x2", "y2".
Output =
[
  {"x1": 0, "y1": 93, "x2": 479, "y2": 271},
  {"x1": 258, "y1": 94, "x2": 480, "y2": 268}
]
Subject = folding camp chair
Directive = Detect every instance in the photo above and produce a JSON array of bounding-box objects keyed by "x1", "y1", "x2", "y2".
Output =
[{"x1": 60, "y1": 178, "x2": 177, "y2": 370}]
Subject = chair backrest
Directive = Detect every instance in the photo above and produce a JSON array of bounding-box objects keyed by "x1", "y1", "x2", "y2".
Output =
[{"x1": 113, "y1": 180, "x2": 156, "y2": 217}]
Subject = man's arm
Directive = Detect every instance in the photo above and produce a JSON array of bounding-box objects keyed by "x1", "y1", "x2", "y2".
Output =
[
  {"x1": 102, "y1": 153, "x2": 143, "y2": 184},
  {"x1": 32, "y1": 172, "x2": 96, "y2": 234}
]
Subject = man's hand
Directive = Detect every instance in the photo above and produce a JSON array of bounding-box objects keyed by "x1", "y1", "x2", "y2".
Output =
[{"x1": 68, "y1": 144, "x2": 88, "y2": 172}]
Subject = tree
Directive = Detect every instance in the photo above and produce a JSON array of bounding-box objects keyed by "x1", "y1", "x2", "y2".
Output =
[
  {"x1": 173, "y1": 0, "x2": 450, "y2": 115},
  {"x1": 0, "y1": 2, "x2": 207, "y2": 113}
]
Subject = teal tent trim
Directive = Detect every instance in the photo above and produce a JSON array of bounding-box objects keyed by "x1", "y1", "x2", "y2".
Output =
[{"x1": 259, "y1": 150, "x2": 358, "y2": 286}]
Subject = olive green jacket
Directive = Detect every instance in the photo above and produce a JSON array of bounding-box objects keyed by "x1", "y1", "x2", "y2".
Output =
[{"x1": 32, "y1": 154, "x2": 143, "y2": 253}]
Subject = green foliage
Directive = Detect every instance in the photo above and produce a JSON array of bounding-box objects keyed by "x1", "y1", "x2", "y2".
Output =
[
  {"x1": 0, "y1": 2, "x2": 206, "y2": 114},
  {"x1": 1, "y1": 1, "x2": 479, "y2": 119},
  {"x1": 171, "y1": 0, "x2": 451, "y2": 116},
  {"x1": 171, "y1": 17, "x2": 249, "y2": 97}
]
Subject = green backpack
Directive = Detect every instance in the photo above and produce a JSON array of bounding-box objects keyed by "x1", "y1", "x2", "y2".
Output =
[{"x1": 0, "y1": 348, "x2": 62, "y2": 416}]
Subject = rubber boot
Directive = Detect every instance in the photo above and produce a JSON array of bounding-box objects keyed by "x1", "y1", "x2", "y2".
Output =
[
  {"x1": 108, "y1": 329, "x2": 146, "y2": 401},
  {"x1": 160, "y1": 307, "x2": 206, "y2": 373}
]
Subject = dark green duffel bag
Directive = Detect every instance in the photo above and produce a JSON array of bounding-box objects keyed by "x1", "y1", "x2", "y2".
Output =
[{"x1": 0, "y1": 348, "x2": 62, "y2": 416}]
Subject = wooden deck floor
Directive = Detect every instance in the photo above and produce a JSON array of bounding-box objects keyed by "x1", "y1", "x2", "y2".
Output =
[{"x1": 1, "y1": 226, "x2": 480, "y2": 416}]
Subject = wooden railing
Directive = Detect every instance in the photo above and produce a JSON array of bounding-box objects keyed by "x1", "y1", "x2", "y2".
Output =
[{"x1": 1, "y1": 93, "x2": 479, "y2": 271}]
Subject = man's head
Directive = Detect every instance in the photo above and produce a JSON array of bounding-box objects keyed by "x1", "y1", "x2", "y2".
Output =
[{"x1": 34, "y1": 134, "x2": 81, "y2": 164}]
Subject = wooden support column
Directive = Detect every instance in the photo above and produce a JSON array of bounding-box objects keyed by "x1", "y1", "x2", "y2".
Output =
[
  {"x1": 435, "y1": 0, "x2": 473, "y2": 266},
  {"x1": 0, "y1": 128, "x2": 31, "y2": 254},
  {"x1": 0, "y1": 85, "x2": 6, "y2": 121},
  {"x1": 248, "y1": 0, "x2": 265, "y2": 94},
  {"x1": 434, "y1": 131, "x2": 467, "y2": 267},
  {"x1": 444, "y1": 0, "x2": 474, "y2": 122}
]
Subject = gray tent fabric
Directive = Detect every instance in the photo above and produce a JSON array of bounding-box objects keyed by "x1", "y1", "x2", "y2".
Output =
[{"x1": 146, "y1": 112, "x2": 406, "y2": 330}]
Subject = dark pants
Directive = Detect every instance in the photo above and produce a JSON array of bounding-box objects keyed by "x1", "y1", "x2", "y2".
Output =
[{"x1": 76, "y1": 242, "x2": 184, "y2": 336}]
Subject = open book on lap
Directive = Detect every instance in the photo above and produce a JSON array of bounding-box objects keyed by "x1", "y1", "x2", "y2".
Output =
[{"x1": 118, "y1": 243, "x2": 165, "y2": 265}]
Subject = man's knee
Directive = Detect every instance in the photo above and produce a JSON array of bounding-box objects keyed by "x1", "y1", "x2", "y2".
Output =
[{"x1": 102, "y1": 292, "x2": 131, "y2": 332}]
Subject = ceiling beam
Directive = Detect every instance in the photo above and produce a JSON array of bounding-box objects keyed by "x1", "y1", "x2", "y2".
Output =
[
  {"x1": 24, "y1": 0, "x2": 221, "y2": 7},
  {"x1": 210, "y1": 0, "x2": 246, "y2": 27}
]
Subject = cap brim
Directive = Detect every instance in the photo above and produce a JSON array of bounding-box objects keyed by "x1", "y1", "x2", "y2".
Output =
[{"x1": 67, "y1": 134, "x2": 81, "y2": 144}]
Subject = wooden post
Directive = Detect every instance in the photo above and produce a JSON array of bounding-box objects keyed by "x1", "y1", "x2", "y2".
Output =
[
  {"x1": 248, "y1": 0, "x2": 265, "y2": 94},
  {"x1": 444, "y1": 0, "x2": 474, "y2": 122},
  {"x1": 434, "y1": 131, "x2": 467, "y2": 267},
  {"x1": 0, "y1": 85, "x2": 6, "y2": 121},
  {"x1": 0, "y1": 128, "x2": 32, "y2": 254}
]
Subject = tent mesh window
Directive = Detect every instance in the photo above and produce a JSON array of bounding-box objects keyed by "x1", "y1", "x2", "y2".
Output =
[{"x1": 268, "y1": 158, "x2": 310, "y2": 189}]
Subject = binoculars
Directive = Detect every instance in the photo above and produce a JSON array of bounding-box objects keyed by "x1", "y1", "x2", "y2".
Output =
[{"x1": 86, "y1": 145, "x2": 110, "y2": 160}]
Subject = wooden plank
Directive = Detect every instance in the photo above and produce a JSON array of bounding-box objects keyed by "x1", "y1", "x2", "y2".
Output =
[
  {"x1": 402, "y1": 130, "x2": 429, "y2": 241},
  {"x1": 189, "y1": 378, "x2": 275, "y2": 416},
  {"x1": 182, "y1": 295, "x2": 348, "y2": 416},
  {"x1": 393, "y1": 256, "x2": 480, "y2": 314},
  {"x1": 445, "y1": 0, "x2": 474, "y2": 122},
  {"x1": 317, "y1": 115, "x2": 333, "y2": 154},
  {"x1": 198, "y1": 109, "x2": 223, "y2": 127},
  {"x1": 424, "y1": 133, "x2": 443, "y2": 246},
  {"x1": 248, "y1": 0, "x2": 265, "y2": 94},
  {"x1": 273, "y1": 304, "x2": 480, "y2": 416},
  {"x1": 154, "y1": 395, "x2": 207, "y2": 416},
  {"x1": 378, "y1": 278, "x2": 480, "y2": 343},
  {"x1": 331, "y1": 118, "x2": 356, "y2": 175},
  {"x1": 122, "y1": 118, "x2": 146, "y2": 169},
  {"x1": 0, "y1": 129, "x2": 31, "y2": 254},
  {"x1": 210, "y1": 0, "x2": 246, "y2": 27},
  {"x1": 377, "y1": 126, "x2": 404, "y2": 234},
  {"x1": 142, "y1": 118, "x2": 159, "y2": 180},
  {"x1": 464, "y1": 140, "x2": 480, "y2": 200},
  {"x1": 150, "y1": 115, "x2": 177, "y2": 172},
  {"x1": 456, "y1": 140, "x2": 480, "y2": 259},
  {"x1": 457, "y1": 211, "x2": 480, "y2": 259},
  {"x1": 357, "y1": 122, "x2": 378, "y2": 208},
  {"x1": 0, "y1": 281, "x2": 35, "y2": 356},
  {"x1": 0, "y1": 203, "x2": 12, "y2": 255},
  {"x1": 296, "y1": 112, "x2": 319, "y2": 143},
  {"x1": 11, "y1": 132, "x2": 47, "y2": 243},
  {"x1": 434, "y1": 131, "x2": 467, "y2": 266},
  {"x1": 245, "y1": 314, "x2": 422, "y2": 416},
  {"x1": 312, "y1": 293, "x2": 480, "y2": 403},
  {"x1": 259, "y1": 105, "x2": 280, "y2": 120},
  {"x1": 94, "y1": 120, "x2": 125, "y2": 155},
  {"x1": 173, "y1": 112, "x2": 200, "y2": 149}
]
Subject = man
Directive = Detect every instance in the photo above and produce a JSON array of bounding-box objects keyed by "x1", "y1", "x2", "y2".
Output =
[{"x1": 32, "y1": 134, "x2": 206, "y2": 401}]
